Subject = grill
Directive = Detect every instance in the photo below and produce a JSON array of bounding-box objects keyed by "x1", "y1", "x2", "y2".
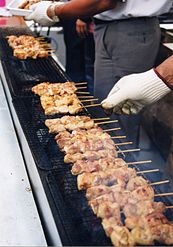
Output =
[{"x1": 1, "y1": 27, "x2": 173, "y2": 246}]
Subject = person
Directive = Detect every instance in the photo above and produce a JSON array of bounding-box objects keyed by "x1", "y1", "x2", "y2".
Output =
[
  {"x1": 26, "y1": 0, "x2": 172, "y2": 100},
  {"x1": 101, "y1": 54, "x2": 173, "y2": 114}
]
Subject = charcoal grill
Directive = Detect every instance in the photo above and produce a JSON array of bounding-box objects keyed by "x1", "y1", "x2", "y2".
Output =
[{"x1": 1, "y1": 26, "x2": 173, "y2": 246}]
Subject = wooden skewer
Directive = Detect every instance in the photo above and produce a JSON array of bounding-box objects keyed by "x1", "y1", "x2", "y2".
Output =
[
  {"x1": 78, "y1": 95, "x2": 94, "y2": 98},
  {"x1": 76, "y1": 87, "x2": 87, "y2": 90},
  {"x1": 82, "y1": 103, "x2": 102, "y2": 108},
  {"x1": 115, "y1": 141, "x2": 133, "y2": 146},
  {"x1": 137, "y1": 169, "x2": 159, "y2": 174},
  {"x1": 93, "y1": 117, "x2": 110, "y2": 121},
  {"x1": 155, "y1": 192, "x2": 173, "y2": 197},
  {"x1": 111, "y1": 135, "x2": 127, "y2": 139},
  {"x1": 117, "y1": 148, "x2": 140, "y2": 154},
  {"x1": 80, "y1": 98, "x2": 99, "y2": 103},
  {"x1": 75, "y1": 82, "x2": 87, "y2": 85},
  {"x1": 97, "y1": 120, "x2": 118, "y2": 125},
  {"x1": 76, "y1": 91, "x2": 90, "y2": 94},
  {"x1": 127, "y1": 160, "x2": 152, "y2": 165},
  {"x1": 150, "y1": 180, "x2": 169, "y2": 186},
  {"x1": 166, "y1": 206, "x2": 173, "y2": 209},
  {"x1": 104, "y1": 127, "x2": 121, "y2": 132}
]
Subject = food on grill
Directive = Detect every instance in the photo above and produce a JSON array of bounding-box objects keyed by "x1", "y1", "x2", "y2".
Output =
[
  {"x1": 64, "y1": 149, "x2": 117, "y2": 163},
  {"x1": 6, "y1": 35, "x2": 50, "y2": 59},
  {"x1": 77, "y1": 167, "x2": 136, "y2": 190},
  {"x1": 71, "y1": 157, "x2": 126, "y2": 175},
  {"x1": 45, "y1": 115, "x2": 97, "y2": 133},
  {"x1": 32, "y1": 82, "x2": 86, "y2": 115},
  {"x1": 32, "y1": 82, "x2": 77, "y2": 96},
  {"x1": 40, "y1": 94, "x2": 82, "y2": 115},
  {"x1": 18, "y1": 0, "x2": 40, "y2": 9}
]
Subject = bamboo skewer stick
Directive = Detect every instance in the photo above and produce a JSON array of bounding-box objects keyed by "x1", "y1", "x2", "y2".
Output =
[
  {"x1": 149, "y1": 180, "x2": 169, "y2": 186},
  {"x1": 155, "y1": 192, "x2": 173, "y2": 197},
  {"x1": 82, "y1": 103, "x2": 102, "y2": 108},
  {"x1": 104, "y1": 127, "x2": 121, "y2": 132},
  {"x1": 78, "y1": 95, "x2": 94, "y2": 98},
  {"x1": 93, "y1": 117, "x2": 110, "y2": 121},
  {"x1": 76, "y1": 87, "x2": 87, "y2": 90},
  {"x1": 117, "y1": 148, "x2": 140, "y2": 154},
  {"x1": 111, "y1": 135, "x2": 127, "y2": 139},
  {"x1": 137, "y1": 169, "x2": 159, "y2": 174},
  {"x1": 75, "y1": 82, "x2": 88, "y2": 85},
  {"x1": 80, "y1": 98, "x2": 99, "y2": 103},
  {"x1": 97, "y1": 120, "x2": 119, "y2": 125},
  {"x1": 115, "y1": 141, "x2": 133, "y2": 146},
  {"x1": 127, "y1": 160, "x2": 152, "y2": 165},
  {"x1": 166, "y1": 206, "x2": 173, "y2": 209},
  {"x1": 76, "y1": 92, "x2": 90, "y2": 94}
]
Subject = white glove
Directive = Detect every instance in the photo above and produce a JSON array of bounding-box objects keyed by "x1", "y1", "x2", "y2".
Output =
[
  {"x1": 25, "y1": 1, "x2": 63, "y2": 26},
  {"x1": 102, "y1": 69, "x2": 171, "y2": 114}
]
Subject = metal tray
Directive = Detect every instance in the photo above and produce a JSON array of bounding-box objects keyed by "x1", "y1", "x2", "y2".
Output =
[{"x1": 6, "y1": 0, "x2": 32, "y2": 17}]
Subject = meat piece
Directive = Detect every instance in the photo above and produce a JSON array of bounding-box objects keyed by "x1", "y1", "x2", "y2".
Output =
[
  {"x1": 126, "y1": 176, "x2": 148, "y2": 191},
  {"x1": 71, "y1": 157, "x2": 126, "y2": 175},
  {"x1": 151, "y1": 223, "x2": 173, "y2": 245},
  {"x1": 102, "y1": 220, "x2": 134, "y2": 247},
  {"x1": 131, "y1": 227, "x2": 154, "y2": 245},
  {"x1": 128, "y1": 184, "x2": 154, "y2": 204},
  {"x1": 64, "y1": 149, "x2": 117, "y2": 164},
  {"x1": 77, "y1": 167, "x2": 136, "y2": 190}
]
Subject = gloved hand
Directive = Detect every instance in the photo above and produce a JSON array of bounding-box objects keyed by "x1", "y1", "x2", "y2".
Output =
[
  {"x1": 25, "y1": 1, "x2": 63, "y2": 26},
  {"x1": 101, "y1": 69, "x2": 171, "y2": 114}
]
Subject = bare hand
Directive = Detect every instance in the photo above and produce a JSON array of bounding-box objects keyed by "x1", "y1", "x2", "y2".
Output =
[{"x1": 76, "y1": 19, "x2": 88, "y2": 38}]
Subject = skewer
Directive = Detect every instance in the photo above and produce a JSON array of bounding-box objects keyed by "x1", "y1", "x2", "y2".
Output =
[
  {"x1": 97, "y1": 120, "x2": 118, "y2": 125},
  {"x1": 166, "y1": 206, "x2": 173, "y2": 209},
  {"x1": 111, "y1": 135, "x2": 127, "y2": 139},
  {"x1": 78, "y1": 95, "x2": 94, "y2": 98},
  {"x1": 80, "y1": 98, "x2": 99, "y2": 103},
  {"x1": 137, "y1": 169, "x2": 159, "y2": 174},
  {"x1": 82, "y1": 103, "x2": 102, "y2": 108},
  {"x1": 117, "y1": 148, "x2": 140, "y2": 154},
  {"x1": 104, "y1": 127, "x2": 121, "y2": 132},
  {"x1": 149, "y1": 180, "x2": 169, "y2": 186},
  {"x1": 115, "y1": 141, "x2": 133, "y2": 146},
  {"x1": 126, "y1": 160, "x2": 152, "y2": 165},
  {"x1": 92, "y1": 117, "x2": 110, "y2": 121},
  {"x1": 76, "y1": 87, "x2": 87, "y2": 90},
  {"x1": 155, "y1": 192, "x2": 173, "y2": 197},
  {"x1": 75, "y1": 82, "x2": 87, "y2": 85},
  {"x1": 76, "y1": 92, "x2": 90, "y2": 94}
]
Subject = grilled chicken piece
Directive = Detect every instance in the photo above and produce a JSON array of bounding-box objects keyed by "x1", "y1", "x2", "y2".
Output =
[
  {"x1": 45, "y1": 115, "x2": 96, "y2": 133},
  {"x1": 71, "y1": 157, "x2": 126, "y2": 175},
  {"x1": 128, "y1": 184, "x2": 154, "y2": 204},
  {"x1": 86, "y1": 183, "x2": 124, "y2": 201},
  {"x1": 151, "y1": 223, "x2": 173, "y2": 245},
  {"x1": 77, "y1": 167, "x2": 136, "y2": 190},
  {"x1": 64, "y1": 138, "x2": 115, "y2": 155},
  {"x1": 64, "y1": 149, "x2": 117, "y2": 164},
  {"x1": 102, "y1": 220, "x2": 134, "y2": 247},
  {"x1": 96, "y1": 201, "x2": 121, "y2": 220},
  {"x1": 123, "y1": 200, "x2": 166, "y2": 218},
  {"x1": 32, "y1": 81, "x2": 77, "y2": 96},
  {"x1": 131, "y1": 227, "x2": 154, "y2": 245},
  {"x1": 126, "y1": 176, "x2": 148, "y2": 191}
]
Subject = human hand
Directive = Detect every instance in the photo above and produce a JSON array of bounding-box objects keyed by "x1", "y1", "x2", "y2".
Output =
[
  {"x1": 76, "y1": 19, "x2": 88, "y2": 38},
  {"x1": 101, "y1": 69, "x2": 171, "y2": 114},
  {"x1": 25, "y1": 1, "x2": 62, "y2": 26}
]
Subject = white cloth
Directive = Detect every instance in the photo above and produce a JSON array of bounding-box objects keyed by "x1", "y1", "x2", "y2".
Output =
[
  {"x1": 95, "y1": 0, "x2": 173, "y2": 21},
  {"x1": 101, "y1": 69, "x2": 171, "y2": 114}
]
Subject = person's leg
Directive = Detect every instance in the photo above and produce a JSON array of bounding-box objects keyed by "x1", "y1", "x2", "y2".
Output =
[
  {"x1": 84, "y1": 31, "x2": 95, "y2": 94},
  {"x1": 62, "y1": 19, "x2": 85, "y2": 82},
  {"x1": 94, "y1": 17, "x2": 161, "y2": 101}
]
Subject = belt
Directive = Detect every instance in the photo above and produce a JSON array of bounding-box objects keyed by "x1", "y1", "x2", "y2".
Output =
[{"x1": 93, "y1": 16, "x2": 157, "y2": 25}]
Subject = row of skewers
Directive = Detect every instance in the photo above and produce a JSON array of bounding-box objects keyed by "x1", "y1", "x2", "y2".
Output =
[
  {"x1": 6, "y1": 35, "x2": 53, "y2": 59},
  {"x1": 31, "y1": 81, "x2": 173, "y2": 246}
]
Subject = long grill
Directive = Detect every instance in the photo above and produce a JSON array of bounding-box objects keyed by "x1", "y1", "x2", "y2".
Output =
[{"x1": 1, "y1": 27, "x2": 173, "y2": 246}]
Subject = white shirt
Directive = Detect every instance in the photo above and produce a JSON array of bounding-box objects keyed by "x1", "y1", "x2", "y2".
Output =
[{"x1": 95, "y1": 0, "x2": 173, "y2": 21}]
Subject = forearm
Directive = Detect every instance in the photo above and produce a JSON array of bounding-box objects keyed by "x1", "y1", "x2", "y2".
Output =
[
  {"x1": 155, "y1": 55, "x2": 173, "y2": 90},
  {"x1": 48, "y1": 0, "x2": 117, "y2": 19}
]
